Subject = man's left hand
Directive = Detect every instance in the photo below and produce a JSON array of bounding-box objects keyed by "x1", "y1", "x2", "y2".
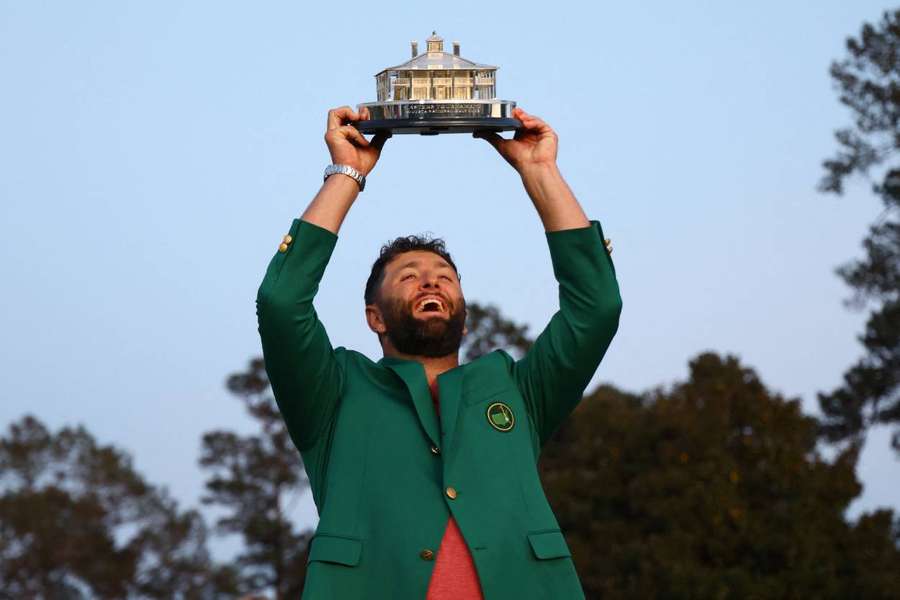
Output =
[{"x1": 473, "y1": 107, "x2": 558, "y2": 175}]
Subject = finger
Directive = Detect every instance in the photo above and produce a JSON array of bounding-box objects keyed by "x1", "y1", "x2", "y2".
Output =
[
  {"x1": 521, "y1": 116, "x2": 553, "y2": 138},
  {"x1": 371, "y1": 131, "x2": 391, "y2": 152},
  {"x1": 519, "y1": 112, "x2": 546, "y2": 130},
  {"x1": 473, "y1": 130, "x2": 504, "y2": 150},
  {"x1": 327, "y1": 106, "x2": 360, "y2": 130},
  {"x1": 513, "y1": 107, "x2": 535, "y2": 124},
  {"x1": 341, "y1": 124, "x2": 370, "y2": 147},
  {"x1": 360, "y1": 106, "x2": 371, "y2": 121},
  {"x1": 513, "y1": 107, "x2": 540, "y2": 126},
  {"x1": 513, "y1": 108, "x2": 546, "y2": 133}
]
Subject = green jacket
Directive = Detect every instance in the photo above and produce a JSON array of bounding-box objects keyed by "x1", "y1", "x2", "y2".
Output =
[{"x1": 256, "y1": 219, "x2": 622, "y2": 599}]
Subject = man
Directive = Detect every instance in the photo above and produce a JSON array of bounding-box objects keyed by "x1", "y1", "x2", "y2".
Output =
[{"x1": 256, "y1": 105, "x2": 622, "y2": 599}]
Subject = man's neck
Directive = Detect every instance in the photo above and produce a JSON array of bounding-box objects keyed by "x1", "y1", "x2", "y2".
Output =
[{"x1": 383, "y1": 348, "x2": 459, "y2": 388}]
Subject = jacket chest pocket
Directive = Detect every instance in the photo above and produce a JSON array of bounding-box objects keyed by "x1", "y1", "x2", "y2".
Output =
[
  {"x1": 308, "y1": 533, "x2": 363, "y2": 566},
  {"x1": 463, "y1": 383, "x2": 520, "y2": 407}
]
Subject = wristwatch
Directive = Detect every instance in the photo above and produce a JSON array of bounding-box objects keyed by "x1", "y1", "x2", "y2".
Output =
[{"x1": 324, "y1": 164, "x2": 366, "y2": 191}]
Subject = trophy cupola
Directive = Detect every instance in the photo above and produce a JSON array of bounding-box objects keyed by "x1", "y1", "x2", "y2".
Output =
[{"x1": 426, "y1": 31, "x2": 444, "y2": 54}]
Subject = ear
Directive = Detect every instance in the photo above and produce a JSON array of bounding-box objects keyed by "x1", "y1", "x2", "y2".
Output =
[
  {"x1": 462, "y1": 308, "x2": 468, "y2": 336},
  {"x1": 365, "y1": 303, "x2": 387, "y2": 334}
]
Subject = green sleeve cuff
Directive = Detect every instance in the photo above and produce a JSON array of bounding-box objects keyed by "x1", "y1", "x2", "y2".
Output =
[
  {"x1": 545, "y1": 220, "x2": 616, "y2": 280},
  {"x1": 293, "y1": 218, "x2": 338, "y2": 248},
  {"x1": 257, "y1": 219, "x2": 339, "y2": 303}
]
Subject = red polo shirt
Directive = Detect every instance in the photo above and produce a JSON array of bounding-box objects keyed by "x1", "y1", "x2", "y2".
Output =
[{"x1": 426, "y1": 380, "x2": 484, "y2": 600}]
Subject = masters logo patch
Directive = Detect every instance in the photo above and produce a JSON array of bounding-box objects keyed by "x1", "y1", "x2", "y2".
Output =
[{"x1": 486, "y1": 402, "x2": 515, "y2": 432}]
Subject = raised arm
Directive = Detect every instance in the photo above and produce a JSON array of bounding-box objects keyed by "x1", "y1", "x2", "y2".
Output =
[
  {"x1": 302, "y1": 106, "x2": 391, "y2": 234},
  {"x1": 256, "y1": 107, "x2": 390, "y2": 451},
  {"x1": 474, "y1": 107, "x2": 587, "y2": 233},
  {"x1": 476, "y1": 108, "x2": 622, "y2": 445}
]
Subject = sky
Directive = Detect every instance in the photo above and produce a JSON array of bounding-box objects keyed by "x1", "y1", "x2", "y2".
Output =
[{"x1": 1, "y1": 0, "x2": 898, "y2": 552}]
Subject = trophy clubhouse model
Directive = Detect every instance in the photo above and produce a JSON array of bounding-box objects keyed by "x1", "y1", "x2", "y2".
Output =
[{"x1": 354, "y1": 32, "x2": 521, "y2": 135}]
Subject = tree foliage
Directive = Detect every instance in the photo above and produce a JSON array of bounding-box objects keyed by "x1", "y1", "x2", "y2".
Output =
[
  {"x1": 200, "y1": 357, "x2": 312, "y2": 599},
  {"x1": 462, "y1": 301, "x2": 533, "y2": 361},
  {"x1": 0, "y1": 416, "x2": 229, "y2": 598},
  {"x1": 541, "y1": 354, "x2": 900, "y2": 599},
  {"x1": 819, "y1": 10, "x2": 900, "y2": 452}
]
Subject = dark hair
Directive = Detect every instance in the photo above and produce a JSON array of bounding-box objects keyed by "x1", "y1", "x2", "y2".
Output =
[{"x1": 364, "y1": 235, "x2": 460, "y2": 305}]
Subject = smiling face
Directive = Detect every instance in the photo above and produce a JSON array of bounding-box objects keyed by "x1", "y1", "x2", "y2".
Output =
[{"x1": 366, "y1": 250, "x2": 467, "y2": 358}]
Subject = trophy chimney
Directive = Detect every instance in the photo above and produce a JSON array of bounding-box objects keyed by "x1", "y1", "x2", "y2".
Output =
[
  {"x1": 411, "y1": 41, "x2": 418, "y2": 57},
  {"x1": 453, "y1": 41, "x2": 460, "y2": 56}
]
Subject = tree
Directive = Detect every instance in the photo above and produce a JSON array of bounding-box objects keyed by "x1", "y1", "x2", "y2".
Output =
[
  {"x1": 0, "y1": 415, "x2": 229, "y2": 599},
  {"x1": 200, "y1": 357, "x2": 312, "y2": 599},
  {"x1": 541, "y1": 353, "x2": 900, "y2": 599},
  {"x1": 462, "y1": 301, "x2": 533, "y2": 361},
  {"x1": 819, "y1": 10, "x2": 900, "y2": 452}
]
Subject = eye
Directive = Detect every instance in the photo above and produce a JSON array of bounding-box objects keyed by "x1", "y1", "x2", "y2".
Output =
[
  {"x1": 401, "y1": 273, "x2": 416, "y2": 281},
  {"x1": 440, "y1": 275, "x2": 453, "y2": 281}
]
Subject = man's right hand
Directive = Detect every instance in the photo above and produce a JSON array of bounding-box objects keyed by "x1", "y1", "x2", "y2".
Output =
[{"x1": 324, "y1": 106, "x2": 391, "y2": 177}]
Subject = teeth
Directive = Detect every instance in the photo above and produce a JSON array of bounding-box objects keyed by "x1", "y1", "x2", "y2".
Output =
[{"x1": 416, "y1": 296, "x2": 444, "y2": 312}]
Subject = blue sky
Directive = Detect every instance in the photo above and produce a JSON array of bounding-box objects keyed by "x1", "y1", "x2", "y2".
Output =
[{"x1": 1, "y1": 0, "x2": 897, "y2": 547}]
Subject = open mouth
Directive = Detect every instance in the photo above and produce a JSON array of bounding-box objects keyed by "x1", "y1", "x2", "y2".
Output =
[{"x1": 414, "y1": 296, "x2": 446, "y2": 315}]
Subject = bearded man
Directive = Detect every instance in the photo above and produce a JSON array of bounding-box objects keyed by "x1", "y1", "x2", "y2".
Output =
[{"x1": 256, "y1": 105, "x2": 622, "y2": 599}]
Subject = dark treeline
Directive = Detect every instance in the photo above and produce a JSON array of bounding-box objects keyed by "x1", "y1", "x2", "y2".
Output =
[
  {"x1": 3, "y1": 341, "x2": 900, "y2": 598},
  {"x1": 3, "y1": 9, "x2": 900, "y2": 600}
]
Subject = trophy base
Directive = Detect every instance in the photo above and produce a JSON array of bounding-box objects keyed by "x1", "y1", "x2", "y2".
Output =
[{"x1": 354, "y1": 99, "x2": 521, "y2": 135}]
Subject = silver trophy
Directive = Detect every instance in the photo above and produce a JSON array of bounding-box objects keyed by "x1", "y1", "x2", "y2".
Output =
[{"x1": 354, "y1": 32, "x2": 521, "y2": 136}]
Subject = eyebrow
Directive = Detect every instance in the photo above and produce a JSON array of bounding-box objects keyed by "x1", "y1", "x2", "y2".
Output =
[{"x1": 396, "y1": 260, "x2": 453, "y2": 271}]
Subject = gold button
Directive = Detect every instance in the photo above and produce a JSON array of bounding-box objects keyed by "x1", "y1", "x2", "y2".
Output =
[
  {"x1": 283, "y1": 234, "x2": 293, "y2": 245},
  {"x1": 603, "y1": 238, "x2": 613, "y2": 254},
  {"x1": 445, "y1": 486, "x2": 457, "y2": 500},
  {"x1": 430, "y1": 446, "x2": 440, "y2": 455},
  {"x1": 278, "y1": 242, "x2": 289, "y2": 253},
  {"x1": 420, "y1": 549, "x2": 434, "y2": 561}
]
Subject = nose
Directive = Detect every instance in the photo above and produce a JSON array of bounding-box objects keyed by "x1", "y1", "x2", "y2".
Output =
[
  {"x1": 420, "y1": 271, "x2": 442, "y2": 289},
  {"x1": 420, "y1": 270, "x2": 446, "y2": 290}
]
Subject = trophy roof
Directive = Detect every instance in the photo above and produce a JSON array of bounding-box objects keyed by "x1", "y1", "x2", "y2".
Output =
[{"x1": 377, "y1": 52, "x2": 497, "y2": 74}]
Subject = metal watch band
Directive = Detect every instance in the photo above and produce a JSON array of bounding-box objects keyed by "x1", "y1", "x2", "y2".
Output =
[{"x1": 324, "y1": 164, "x2": 366, "y2": 191}]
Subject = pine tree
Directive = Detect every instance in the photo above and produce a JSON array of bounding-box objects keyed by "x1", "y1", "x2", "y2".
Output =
[{"x1": 819, "y1": 10, "x2": 900, "y2": 453}]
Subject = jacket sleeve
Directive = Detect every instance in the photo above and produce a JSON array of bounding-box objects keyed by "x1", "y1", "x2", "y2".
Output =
[
  {"x1": 256, "y1": 219, "x2": 344, "y2": 451},
  {"x1": 512, "y1": 220, "x2": 622, "y2": 446}
]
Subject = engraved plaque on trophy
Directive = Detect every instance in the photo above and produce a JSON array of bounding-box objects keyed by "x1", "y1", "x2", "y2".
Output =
[{"x1": 354, "y1": 32, "x2": 521, "y2": 136}]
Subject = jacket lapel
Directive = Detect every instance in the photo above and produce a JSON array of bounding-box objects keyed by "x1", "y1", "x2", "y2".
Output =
[
  {"x1": 381, "y1": 358, "x2": 441, "y2": 450},
  {"x1": 436, "y1": 367, "x2": 464, "y2": 451}
]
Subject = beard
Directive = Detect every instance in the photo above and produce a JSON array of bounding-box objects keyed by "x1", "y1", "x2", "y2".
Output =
[{"x1": 380, "y1": 295, "x2": 466, "y2": 358}]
